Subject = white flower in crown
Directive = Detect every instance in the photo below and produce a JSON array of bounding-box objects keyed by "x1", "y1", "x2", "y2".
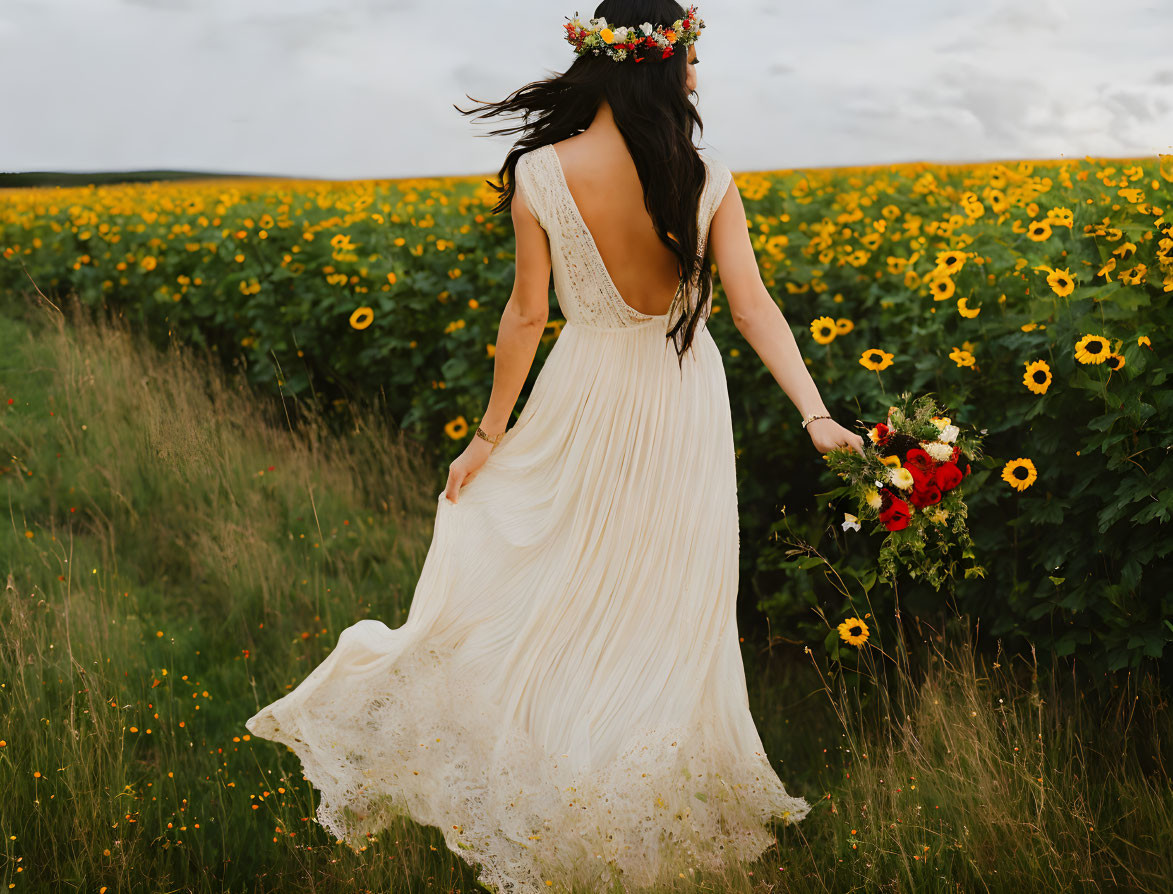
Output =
[
  {"x1": 639, "y1": 21, "x2": 654, "y2": 35},
  {"x1": 938, "y1": 423, "x2": 960, "y2": 443},
  {"x1": 841, "y1": 512, "x2": 861, "y2": 533},
  {"x1": 613, "y1": 25, "x2": 630, "y2": 40}
]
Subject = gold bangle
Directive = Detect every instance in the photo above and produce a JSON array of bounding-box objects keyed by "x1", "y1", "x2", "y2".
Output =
[
  {"x1": 475, "y1": 425, "x2": 505, "y2": 448},
  {"x1": 801, "y1": 412, "x2": 832, "y2": 430}
]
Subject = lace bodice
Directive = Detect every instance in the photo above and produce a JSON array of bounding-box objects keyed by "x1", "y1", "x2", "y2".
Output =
[{"x1": 514, "y1": 143, "x2": 733, "y2": 330}]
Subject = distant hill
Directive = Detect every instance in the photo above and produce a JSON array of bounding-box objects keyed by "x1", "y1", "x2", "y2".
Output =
[{"x1": 0, "y1": 170, "x2": 261, "y2": 188}]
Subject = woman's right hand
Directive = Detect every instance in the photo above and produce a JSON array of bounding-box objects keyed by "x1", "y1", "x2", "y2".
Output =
[{"x1": 807, "y1": 416, "x2": 866, "y2": 458}]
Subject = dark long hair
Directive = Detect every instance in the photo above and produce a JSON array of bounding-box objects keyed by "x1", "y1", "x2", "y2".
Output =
[{"x1": 454, "y1": 0, "x2": 711, "y2": 366}]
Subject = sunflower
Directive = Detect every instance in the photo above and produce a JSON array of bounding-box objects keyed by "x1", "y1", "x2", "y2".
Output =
[
  {"x1": 859, "y1": 348, "x2": 894, "y2": 371},
  {"x1": 1119, "y1": 264, "x2": 1147, "y2": 286},
  {"x1": 929, "y1": 274, "x2": 956, "y2": 302},
  {"x1": 935, "y1": 250, "x2": 968, "y2": 274},
  {"x1": 1047, "y1": 267, "x2": 1075, "y2": 298},
  {"x1": 1105, "y1": 352, "x2": 1126, "y2": 371},
  {"x1": 1023, "y1": 359, "x2": 1052, "y2": 394},
  {"x1": 349, "y1": 306, "x2": 374, "y2": 330},
  {"x1": 1074, "y1": 333, "x2": 1110, "y2": 364},
  {"x1": 957, "y1": 296, "x2": 981, "y2": 318},
  {"x1": 1137, "y1": 335, "x2": 1151, "y2": 348},
  {"x1": 1001, "y1": 458, "x2": 1037, "y2": 491},
  {"x1": 444, "y1": 415, "x2": 469, "y2": 440},
  {"x1": 835, "y1": 318, "x2": 855, "y2": 335},
  {"x1": 810, "y1": 315, "x2": 837, "y2": 345},
  {"x1": 1026, "y1": 219, "x2": 1052, "y2": 241},
  {"x1": 838, "y1": 617, "x2": 870, "y2": 647},
  {"x1": 949, "y1": 347, "x2": 976, "y2": 368}
]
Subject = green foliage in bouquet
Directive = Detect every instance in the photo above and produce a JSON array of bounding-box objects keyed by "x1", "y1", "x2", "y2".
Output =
[{"x1": 819, "y1": 392, "x2": 986, "y2": 591}]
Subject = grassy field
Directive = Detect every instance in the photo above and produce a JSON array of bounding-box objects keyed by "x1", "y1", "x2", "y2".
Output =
[{"x1": 3, "y1": 293, "x2": 1171, "y2": 893}]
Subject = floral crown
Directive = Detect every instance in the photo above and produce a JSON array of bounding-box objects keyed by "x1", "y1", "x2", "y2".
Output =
[{"x1": 564, "y1": 5, "x2": 704, "y2": 63}]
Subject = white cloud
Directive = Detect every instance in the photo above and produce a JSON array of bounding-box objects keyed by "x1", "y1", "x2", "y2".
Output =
[{"x1": 0, "y1": 0, "x2": 1169, "y2": 177}]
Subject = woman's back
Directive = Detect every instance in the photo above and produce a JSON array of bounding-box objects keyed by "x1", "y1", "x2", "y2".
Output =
[
  {"x1": 549, "y1": 135, "x2": 688, "y2": 318},
  {"x1": 516, "y1": 140, "x2": 731, "y2": 330}
]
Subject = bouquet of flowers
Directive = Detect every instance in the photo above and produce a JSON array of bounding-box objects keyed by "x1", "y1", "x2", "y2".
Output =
[{"x1": 823, "y1": 392, "x2": 987, "y2": 589}]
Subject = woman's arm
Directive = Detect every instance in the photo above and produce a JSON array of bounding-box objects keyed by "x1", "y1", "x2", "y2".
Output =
[
  {"x1": 445, "y1": 175, "x2": 551, "y2": 503},
  {"x1": 476, "y1": 180, "x2": 553, "y2": 438},
  {"x1": 707, "y1": 178, "x2": 865, "y2": 457}
]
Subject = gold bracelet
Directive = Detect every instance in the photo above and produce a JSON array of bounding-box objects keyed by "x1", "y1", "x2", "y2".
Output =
[
  {"x1": 800, "y1": 411, "x2": 832, "y2": 430},
  {"x1": 475, "y1": 425, "x2": 506, "y2": 448}
]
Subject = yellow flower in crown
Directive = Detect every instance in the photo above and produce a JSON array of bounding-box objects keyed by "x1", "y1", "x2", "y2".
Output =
[{"x1": 564, "y1": 5, "x2": 705, "y2": 63}]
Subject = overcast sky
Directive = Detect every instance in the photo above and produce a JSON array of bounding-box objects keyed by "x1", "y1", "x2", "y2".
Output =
[{"x1": 3, "y1": 0, "x2": 1171, "y2": 179}]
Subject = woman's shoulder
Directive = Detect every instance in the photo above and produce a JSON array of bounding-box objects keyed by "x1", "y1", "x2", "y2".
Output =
[{"x1": 698, "y1": 148, "x2": 731, "y2": 178}]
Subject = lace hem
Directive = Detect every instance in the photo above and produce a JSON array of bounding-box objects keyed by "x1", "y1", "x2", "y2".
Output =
[{"x1": 246, "y1": 629, "x2": 810, "y2": 894}]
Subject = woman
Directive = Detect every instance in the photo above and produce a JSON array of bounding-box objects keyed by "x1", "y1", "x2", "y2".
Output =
[{"x1": 246, "y1": 2, "x2": 865, "y2": 892}]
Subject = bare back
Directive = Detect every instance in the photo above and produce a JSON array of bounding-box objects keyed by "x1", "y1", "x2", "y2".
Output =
[{"x1": 549, "y1": 136, "x2": 695, "y2": 318}]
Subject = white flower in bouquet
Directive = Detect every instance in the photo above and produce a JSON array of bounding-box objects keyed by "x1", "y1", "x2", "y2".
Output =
[
  {"x1": 842, "y1": 512, "x2": 861, "y2": 532},
  {"x1": 939, "y1": 424, "x2": 960, "y2": 443},
  {"x1": 924, "y1": 441, "x2": 954, "y2": 463},
  {"x1": 888, "y1": 467, "x2": 915, "y2": 490}
]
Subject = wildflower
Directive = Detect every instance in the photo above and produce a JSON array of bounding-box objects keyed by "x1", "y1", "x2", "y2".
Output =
[
  {"x1": 837, "y1": 617, "x2": 870, "y2": 647},
  {"x1": 810, "y1": 316, "x2": 837, "y2": 345},
  {"x1": 1023, "y1": 359, "x2": 1051, "y2": 394},
  {"x1": 957, "y1": 296, "x2": 981, "y2": 318},
  {"x1": 1001, "y1": 458, "x2": 1037, "y2": 491},
  {"x1": 929, "y1": 274, "x2": 956, "y2": 301},
  {"x1": 841, "y1": 513, "x2": 861, "y2": 532},
  {"x1": 1074, "y1": 334, "x2": 1109, "y2": 364},
  {"x1": 444, "y1": 416, "x2": 469, "y2": 440},
  {"x1": 859, "y1": 348, "x2": 894, "y2": 371},
  {"x1": 1047, "y1": 267, "x2": 1075, "y2": 297},
  {"x1": 349, "y1": 306, "x2": 374, "y2": 330},
  {"x1": 949, "y1": 347, "x2": 976, "y2": 368},
  {"x1": 1105, "y1": 352, "x2": 1125, "y2": 371},
  {"x1": 935, "y1": 250, "x2": 967, "y2": 274},
  {"x1": 864, "y1": 487, "x2": 882, "y2": 510},
  {"x1": 834, "y1": 318, "x2": 854, "y2": 335},
  {"x1": 1026, "y1": 220, "x2": 1052, "y2": 241},
  {"x1": 1137, "y1": 335, "x2": 1151, "y2": 348}
]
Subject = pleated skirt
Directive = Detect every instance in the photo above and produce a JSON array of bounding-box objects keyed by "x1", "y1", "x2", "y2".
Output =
[{"x1": 245, "y1": 318, "x2": 811, "y2": 894}]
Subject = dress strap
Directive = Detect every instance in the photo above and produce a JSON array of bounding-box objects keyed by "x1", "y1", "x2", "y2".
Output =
[{"x1": 513, "y1": 149, "x2": 549, "y2": 232}]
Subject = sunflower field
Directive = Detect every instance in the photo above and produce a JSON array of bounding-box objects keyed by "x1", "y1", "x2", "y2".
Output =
[{"x1": 2, "y1": 153, "x2": 1170, "y2": 672}]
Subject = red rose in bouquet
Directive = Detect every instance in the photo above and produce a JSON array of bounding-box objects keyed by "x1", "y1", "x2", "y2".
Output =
[
  {"x1": 821, "y1": 393, "x2": 986, "y2": 589},
  {"x1": 909, "y1": 474, "x2": 942, "y2": 508},
  {"x1": 878, "y1": 490, "x2": 912, "y2": 531},
  {"x1": 904, "y1": 446, "x2": 935, "y2": 477},
  {"x1": 935, "y1": 461, "x2": 964, "y2": 492}
]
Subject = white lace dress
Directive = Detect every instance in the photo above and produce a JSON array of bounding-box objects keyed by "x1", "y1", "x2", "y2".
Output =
[{"x1": 245, "y1": 142, "x2": 811, "y2": 893}]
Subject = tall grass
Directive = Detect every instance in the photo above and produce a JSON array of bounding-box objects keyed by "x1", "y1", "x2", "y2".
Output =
[{"x1": 2, "y1": 293, "x2": 1170, "y2": 893}]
